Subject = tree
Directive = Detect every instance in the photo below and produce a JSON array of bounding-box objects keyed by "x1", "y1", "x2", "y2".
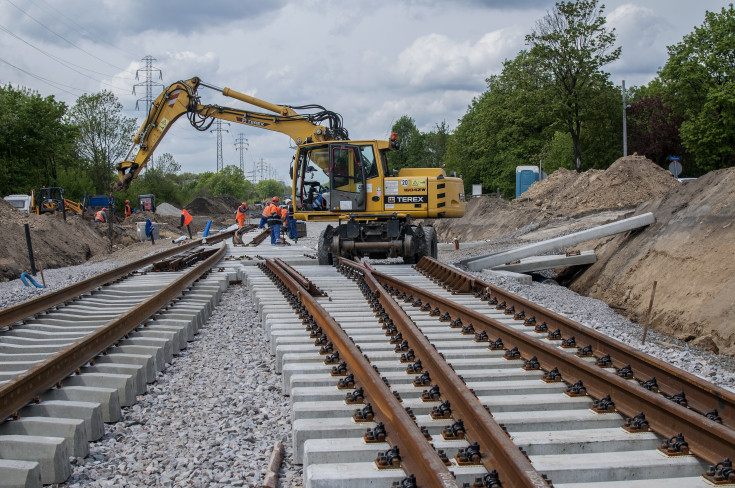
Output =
[
  {"x1": 68, "y1": 91, "x2": 137, "y2": 194},
  {"x1": 658, "y1": 5, "x2": 735, "y2": 171},
  {"x1": 444, "y1": 50, "x2": 557, "y2": 198},
  {"x1": 425, "y1": 121, "x2": 451, "y2": 168},
  {"x1": 255, "y1": 179, "x2": 286, "y2": 202},
  {"x1": 0, "y1": 85, "x2": 78, "y2": 195},
  {"x1": 387, "y1": 115, "x2": 427, "y2": 170},
  {"x1": 626, "y1": 88, "x2": 685, "y2": 168},
  {"x1": 153, "y1": 152, "x2": 181, "y2": 176},
  {"x1": 526, "y1": 0, "x2": 620, "y2": 171}
]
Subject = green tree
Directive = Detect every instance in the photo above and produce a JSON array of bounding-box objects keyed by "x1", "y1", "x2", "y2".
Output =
[
  {"x1": 0, "y1": 85, "x2": 78, "y2": 195},
  {"x1": 153, "y1": 152, "x2": 181, "y2": 175},
  {"x1": 542, "y1": 131, "x2": 575, "y2": 174},
  {"x1": 255, "y1": 179, "x2": 286, "y2": 202},
  {"x1": 658, "y1": 5, "x2": 735, "y2": 171},
  {"x1": 387, "y1": 115, "x2": 427, "y2": 170},
  {"x1": 425, "y1": 121, "x2": 451, "y2": 168},
  {"x1": 526, "y1": 0, "x2": 620, "y2": 171},
  {"x1": 68, "y1": 91, "x2": 137, "y2": 194},
  {"x1": 444, "y1": 51, "x2": 557, "y2": 197}
]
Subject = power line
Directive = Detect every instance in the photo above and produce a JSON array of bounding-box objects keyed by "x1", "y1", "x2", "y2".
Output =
[
  {"x1": 4, "y1": 0, "x2": 130, "y2": 72},
  {"x1": 0, "y1": 55, "x2": 82, "y2": 96},
  {"x1": 32, "y1": 0, "x2": 140, "y2": 62},
  {"x1": 0, "y1": 24, "x2": 132, "y2": 94}
]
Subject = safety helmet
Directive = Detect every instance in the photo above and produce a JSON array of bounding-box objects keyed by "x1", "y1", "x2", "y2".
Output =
[
  {"x1": 285, "y1": 199, "x2": 292, "y2": 204},
  {"x1": 125, "y1": 200, "x2": 129, "y2": 203},
  {"x1": 272, "y1": 196, "x2": 280, "y2": 202},
  {"x1": 101, "y1": 207, "x2": 107, "y2": 211},
  {"x1": 242, "y1": 202, "x2": 247, "y2": 205}
]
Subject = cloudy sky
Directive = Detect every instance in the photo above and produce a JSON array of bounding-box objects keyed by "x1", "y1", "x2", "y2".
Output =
[{"x1": 0, "y1": 0, "x2": 729, "y2": 181}]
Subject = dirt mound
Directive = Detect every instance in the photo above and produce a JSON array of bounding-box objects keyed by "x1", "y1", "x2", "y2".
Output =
[
  {"x1": 185, "y1": 195, "x2": 240, "y2": 216},
  {"x1": 571, "y1": 167, "x2": 735, "y2": 355},
  {"x1": 0, "y1": 199, "x2": 112, "y2": 282},
  {"x1": 521, "y1": 155, "x2": 678, "y2": 215}
]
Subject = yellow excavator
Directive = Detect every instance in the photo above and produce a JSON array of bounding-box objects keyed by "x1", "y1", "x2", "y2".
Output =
[{"x1": 113, "y1": 77, "x2": 466, "y2": 264}]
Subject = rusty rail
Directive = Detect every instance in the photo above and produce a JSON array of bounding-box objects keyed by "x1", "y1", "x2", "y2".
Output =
[
  {"x1": 340, "y1": 258, "x2": 549, "y2": 488},
  {"x1": 375, "y1": 263, "x2": 735, "y2": 465},
  {"x1": 416, "y1": 256, "x2": 735, "y2": 430},
  {"x1": 272, "y1": 258, "x2": 326, "y2": 297},
  {"x1": 1, "y1": 243, "x2": 227, "y2": 423},
  {"x1": 262, "y1": 258, "x2": 461, "y2": 488},
  {"x1": 0, "y1": 229, "x2": 235, "y2": 331}
]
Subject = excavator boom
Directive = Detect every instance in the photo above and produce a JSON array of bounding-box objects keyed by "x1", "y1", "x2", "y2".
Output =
[{"x1": 112, "y1": 77, "x2": 346, "y2": 191}]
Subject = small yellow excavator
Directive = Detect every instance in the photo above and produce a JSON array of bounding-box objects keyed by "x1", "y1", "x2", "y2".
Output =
[{"x1": 113, "y1": 77, "x2": 466, "y2": 263}]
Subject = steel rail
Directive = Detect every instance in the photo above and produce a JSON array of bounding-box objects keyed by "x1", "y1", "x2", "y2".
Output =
[
  {"x1": 416, "y1": 256, "x2": 735, "y2": 429},
  {"x1": 0, "y1": 230, "x2": 234, "y2": 331},
  {"x1": 262, "y1": 258, "x2": 461, "y2": 488},
  {"x1": 272, "y1": 258, "x2": 326, "y2": 297},
  {"x1": 372, "y1": 266, "x2": 735, "y2": 466},
  {"x1": 0, "y1": 243, "x2": 227, "y2": 423},
  {"x1": 340, "y1": 259, "x2": 549, "y2": 488}
]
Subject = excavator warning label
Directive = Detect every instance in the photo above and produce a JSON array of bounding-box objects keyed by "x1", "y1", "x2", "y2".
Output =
[{"x1": 385, "y1": 195, "x2": 427, "y2": 204}]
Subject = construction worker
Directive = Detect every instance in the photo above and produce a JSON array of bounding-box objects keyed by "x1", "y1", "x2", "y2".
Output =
[
  {"x1": 94, "y1": 207, "x2": 107, "y2": 223},
  {"x1": 179, "y1": 208, "x2": 193, "y2": 238},
  {"x1": 259, "y1": 197, "x2": 275, "y2": 229},
  {"x1": 285, "y1": 198, "x2": 297, "y2": 242},
  {"x1": 124, "y1": 200, "x2": 132, "y2": 218},
  {"x1": 236, "y1": 202, "x2": 248, "y2": 228},
  {"x1": 263, "y1": 197, "x2": 282, "y2": 245}
]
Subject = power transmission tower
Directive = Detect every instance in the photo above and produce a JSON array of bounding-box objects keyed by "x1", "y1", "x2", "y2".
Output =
[
  {"x1": 211, "y1": 119, "x2": 230, "y2": 172},
  {"x1": 234, "y1": 133, "x2": 249, "y2": 174},
  {"x1": 133, "y1": 55, "x2": 163, "y2": 115}
]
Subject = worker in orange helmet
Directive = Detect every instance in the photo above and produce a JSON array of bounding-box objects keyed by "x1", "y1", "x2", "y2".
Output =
[
  {"x1": 179, "y1": 208, "x2": 193, "y2": 238},
  {"x1": 236, "y1": 201, "x2": 248, "y2": 228},
  {"x1": 258, "y1": 198, "x2": 273, "y2": 229},
  {"x1": 263, "y1": 196, "x2": 282, "y2": 244},
  {"x1": 95, "y1": 207, "x2": 107, "y2": 223},
  {"x1": 124, "y1": 199, "x2": 132, "y2": 218}
]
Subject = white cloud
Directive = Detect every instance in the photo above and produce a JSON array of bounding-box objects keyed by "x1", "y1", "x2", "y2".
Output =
[
  {"x1": 396, "y1": 28, "x2": 521, "y2": 89},
  {"x1": 607, "y1": 3, "x2": 671, "y2": 84}
]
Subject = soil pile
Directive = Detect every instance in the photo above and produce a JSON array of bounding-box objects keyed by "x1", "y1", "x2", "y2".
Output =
[
  {"x1": 436, "y1": 157, "x2": 735, "y2": 355},
  {"x1": 570, "y1": 168, "x2": 735, "y2": 355},
  {"x1": 521, "y1": 154, "x2": 679, "y2": 215},
  {"x1": 0, "y1": 199, "x2": 111, "y2": 281},
  {"x1": 185, "y1": 195, "x2": 241, "y2": 216}
]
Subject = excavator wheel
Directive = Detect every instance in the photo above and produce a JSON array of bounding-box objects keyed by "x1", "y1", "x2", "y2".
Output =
[
  {"x1": 317, "y1": 229, "x2": 333, "y2": 265},
  {"x1": 423, "y1": 226, "x2": 438, "y2": 260}
]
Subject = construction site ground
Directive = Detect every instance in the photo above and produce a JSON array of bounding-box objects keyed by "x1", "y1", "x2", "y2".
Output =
[{"x1": 1, "y1": 155, "x2": 733, "y2": 356}]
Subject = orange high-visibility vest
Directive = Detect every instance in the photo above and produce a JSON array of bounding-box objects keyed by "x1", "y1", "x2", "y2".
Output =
[{"x1": 181, "y1": 209, "x2": 193, "y2": 226}]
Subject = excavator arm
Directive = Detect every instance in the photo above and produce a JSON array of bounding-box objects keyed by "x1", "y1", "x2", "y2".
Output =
[{"x1": 112, "y1": 77, "x2": 348, "y2": 192}]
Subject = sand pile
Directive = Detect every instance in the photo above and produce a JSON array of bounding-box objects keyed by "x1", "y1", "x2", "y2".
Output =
[{"x1": 521, "y1": 155, "x2": 678, "y2": 215}]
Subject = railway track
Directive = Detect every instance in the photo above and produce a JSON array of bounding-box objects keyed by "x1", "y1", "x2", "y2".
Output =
[
  {"x1": 247, "y1": 256, "x2": 735, "y2": 487},
  {"x1": 2, "y1": 227, "x2": 733, "y2": 487},
  {"x1": 0, "y1": 230, "x2": 246, "y2": 486}
]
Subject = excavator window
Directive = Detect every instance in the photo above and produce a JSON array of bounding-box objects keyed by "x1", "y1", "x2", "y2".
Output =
[{"x1": 360, "y1": 145, "x2": 379, "y2": 180}]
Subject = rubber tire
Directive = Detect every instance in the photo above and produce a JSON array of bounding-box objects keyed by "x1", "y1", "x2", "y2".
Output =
[
  {"x1": 423, "y1": 226, "x2": 438, "y2": 260},
  {"x1": 317, "y1": 229, "x2": 332, "y2": 265}
]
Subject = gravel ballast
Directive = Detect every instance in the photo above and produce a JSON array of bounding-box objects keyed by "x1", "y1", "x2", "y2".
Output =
[{"x1": 1, "y1": 220, "x2": 733, "y2": 486}]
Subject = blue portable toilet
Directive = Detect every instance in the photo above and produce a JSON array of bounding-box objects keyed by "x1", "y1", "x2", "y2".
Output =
[{"x1": 516, "y1": 166, "x2": 540, "y2": 198}]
